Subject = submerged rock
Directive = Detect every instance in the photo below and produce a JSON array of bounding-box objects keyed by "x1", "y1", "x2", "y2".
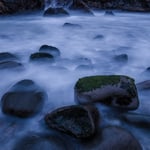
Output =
[
  {"x1": 0, "y1": 52, "x2": 18, "y2": 62},
  {"x1": 79, "y1": 126, "x2": 142, "y2": 150},
  {"x1": 45, "y1": 105, "x2": 99, "y2": 138},
  {"x1": 93, "y1": 35, "x2": 104, "y2": 40},
  {"x1": 113, "y1": 54, "x2": 128, "y2": 63},
  {"x1": 1, "y1": 79, "x2": 47, "y2": 117},
  {"x1": 0, "y1": 61, "x2": 23, "y2": 70},
  {"x1": 75, "y1": 75, "x2": 139, "y2": 110},
  {"x1": 136, "y1": 80, "x2": 150, "y2": 91},
  {"x1": 104, "y1": 10, "x2": 114, "y2": 16},
  {"x1": 39, "y1": 45, "x2": 60, "y2": 57},
  {"x1": 43, "y1": 7, "x2": 69, "y2": 17},
  {"x1": 63, "y1": 23, "x2": 82, "y2": 29},
  {"x1": 30, "y1": 52, "x2": 54, "y2": 63},
  {"x1": 13, "y1": 132, "x2": 68, "y2": 150}
]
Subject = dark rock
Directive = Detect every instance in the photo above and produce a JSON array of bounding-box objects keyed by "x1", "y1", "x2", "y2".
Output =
[
  {"x1": 93, "y1": 35, "x2": 104, "y2": 40},
  {"x1": 39, "y1": 45, "x2": 60, "y2": 57},
  {"x1": 30, "y1": 52, "x2": 54, "y2": 62},
  {"x1": 43, "y1": 7, "x2": 69, "y2": 17},
  {"x1": 75, "y1": 65, "x2": 93, "y2": 71},
  {"x1": 0, "y1": 0, "x2": 44, "y2": 15},
  {"x1": 0, "y1": 61, "x2": 23, "y2": 70},
  {"x1": 79, "y1": 126, "x2": 142, "y2": 150},
  {"x1": 1, "y1": 79, "x2": 47, "y2": 117},
  {"x1": 104, "y1": 10, "x2": 114, "y2": 16},
  {"x1": 69, "y1": 0, "x2": 94, "y2": 15},
  {"x1": 63, "y1": 23, "x2": 82, "y2": 29},
  {"x1": 83, "y1": 0, "x2": 150, "y2": 12},
  {"x1": 45, "y1": 105, "x2": 99, "y2": 138},
  {"x1": 75, "y1": 75, "x2": 139, "y2": 110},
  {"x1": 136, "y1": 80, "x2": 150, "y2": 91},
  {"x1": 113, "y1": 54, "x2": 128, "y2": 63},
  {"x1": 0, "y1": 52, "x2": 18, "y2": 62},
  {"x1": 13, "y1": 132, "x2": 68, "y2": 150}
]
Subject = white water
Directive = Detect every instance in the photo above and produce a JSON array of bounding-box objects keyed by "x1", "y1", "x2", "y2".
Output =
[{"x1": 0, "y1": 11, "x2": 150, "y2": 149}]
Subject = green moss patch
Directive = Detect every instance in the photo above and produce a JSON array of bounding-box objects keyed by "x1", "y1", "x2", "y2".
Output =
[{"x1": 75, "y1": 75, "x2": 134, "y2": 93}]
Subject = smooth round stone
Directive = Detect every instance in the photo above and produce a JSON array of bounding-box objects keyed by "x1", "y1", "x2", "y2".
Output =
[
  {"x1": 39, "y1": 45, "x2": 60, "y2": 57},
  {"x1": 45, "y1": 105, "x2": 99, "y2": 138},
  {"x1": 1, "y1": 79, "x2": 47, "y2": 117}
]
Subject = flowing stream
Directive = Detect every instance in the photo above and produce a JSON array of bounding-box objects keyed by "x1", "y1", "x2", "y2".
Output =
[{"x1": 0, "y1": 11, "x2": 150, "y2": 149}]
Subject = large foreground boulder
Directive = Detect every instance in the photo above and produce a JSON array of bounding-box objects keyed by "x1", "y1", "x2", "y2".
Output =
[
  {"x1": 75, "y1": 75, "x2": 139, "y2": 110},
  {"x1": 79, "y1": 126, "x2": 142, "y2": 150},
  {"x1": 45, "y1": 105, "x2": 99, "y2": 138},
  {"x1": 0, "y1": 0, "x2": 44, "y2": 15},
  {"x1": 1, "y1": 79, "x2": 47, "y2": 117}
]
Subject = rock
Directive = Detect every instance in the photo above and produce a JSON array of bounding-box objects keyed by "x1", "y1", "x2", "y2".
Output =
[
  {"x1": 39, "y1": 45, "x2": 60, "y2": 57},
  {"x1": 13, "y1": 132, "x2": 68, "y2": 150},
  {"x1": 104, "y1": 10, "x2": 114, "y2": 16},
  {"x1": 136, "y1": 80, "x2": 150, "y2": 91},
  {"x1": 0, "y1": 52, "x2": 18, "y2": 62},
  {"x1": 45, "y1": 105, "x2": 99, "y2": 138},
  {"x1": 83, "y1": 0, "x2": 150, "y2": 12},
  {"x1": 30, "y1": 52, "x2": 54, "y2": 63},
  {"x1": 113, "y1": 54, "x2": 128, "y2": 63},
  {"x1": 63, "y1": 23, "x2": 82, "y2": 29},
  {"x1": 75, "y1": 75, "x2": 139, "y2": 110},
  {"x1": 69, "y1": 0, "x2": 94, "y2": 15},
  {"x1": 122, "y1": 113, "x2": 150, "y2": 128},
  {"x1": 75, "y1": 65, "x2": 93, "y2": 71},
  {"x1": 0, "y1": 0, "x2": 44, "y2": 15},
  {"x1": 1, "y1": 79, "x2": 47, "y2": 117},
  {"x1": 79, "y1": 126, "x2": 142, "y2": 150},
  {"x1": 93, "y1": 35, "x2": 104, "y2": 40},
  {"x1": 0, "y1": 61, "x2": 23, "y2": 70},
  {"x1": 43, "y1": 7, "x2": 69, "y2": 17}
]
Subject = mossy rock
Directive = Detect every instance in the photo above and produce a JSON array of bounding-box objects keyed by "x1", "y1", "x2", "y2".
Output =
[{"x1": 74, "y1": 75, "x2": 139, "y2": 110}]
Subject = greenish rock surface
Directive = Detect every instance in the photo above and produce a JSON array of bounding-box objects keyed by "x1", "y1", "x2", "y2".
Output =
[{"x1": 75, "y1": 75, "x2": 139, "y2": 110}]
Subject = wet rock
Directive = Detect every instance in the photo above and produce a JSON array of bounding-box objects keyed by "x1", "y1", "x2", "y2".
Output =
[
  {"x1": 30, "y1": 52, "x2": 54, "y2": 63},
  {"x1": 93, "y1": 35, "x2": 104, "y2": 40},
  {"x1": 75, "y1": 75, "x2": 139, "y2": 110},
  {"x1": 79, "y1": 126, "x2": 142, "y2": 150},
  {"x1": 75, "y1": 65, "x2": 93, "y2": 71},
  {"x1": 13, "y1": 132, "x2": 68, "y2": 150},
  {"x1": 63, "y1": 23, "x2": 82, "y2": 29},
  {"x1": 136, "y1": 80, "x2": 150, "y2": 91},
  {"x1": 69, "y1": 0, "x2": 94, "y2": 15},
  {"x1": 104, "y1": 10, "x2": 114, "y2": 16},
  {"x1": 0, "y1": 61, "x2": 23, "y2": 70},
  {"x1": 1, "y1": 79, "x2": 47, "y2": 117},
  {"x1": 39, "y1": 45, "x2": 60, "y2": 58},
  {"x1": 113, "y1": 54, "x2": 128, "y2": 63},
  {"x1": 122, "y1": 113, "x2": 150, "y2": 128},
  {"x1": 45, "y1": 105, "x2": 99, "y2": 138},
  {"x1": 0, "y1": 52, "x2": 18, "y2": 62},
  {"x1": 0, "y1": 0, "x2": 44, "y2": 15},
  {"x1": 43, "y1": 7, "x2": 69, "y2": 17}
]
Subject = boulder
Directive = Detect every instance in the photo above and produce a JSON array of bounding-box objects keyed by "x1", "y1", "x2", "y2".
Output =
[
  {"x1": 1, "y1": 79, "x2": 47, "y2": 117},
  {"x1": 0, "y1": 0, "x2": 44, "y2": 15},
  {"x1": 79, "y1": 126, "x2": 142, "y2": 150},
  {"x1": 30, "y1": 52, "x2": 54, "y2": 63},
  {"x1": 13, "y1": 132, "x2": 68, "y2": 150},
  {"x1": 75, "y1": 75, "x2": 139, "y2": 110},
  {"x1": 43, "y1": 7, "x2": 69, "y2": 17},
  {"x1": 39, "y1": 45, "x2": 60, "y2": 57},
  {"x1": 45, "y1": 105, "x2": 99, "y2": 138}
]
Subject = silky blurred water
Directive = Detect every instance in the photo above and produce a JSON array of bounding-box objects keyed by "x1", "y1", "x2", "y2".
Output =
[{"x1": 0, "y1": 11, "x2": 150, "y2": 149}]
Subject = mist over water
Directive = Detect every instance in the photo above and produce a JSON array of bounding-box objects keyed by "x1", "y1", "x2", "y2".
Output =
[{"x1": 0, "y1": 12, "x2": 150, "y2": 149}]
